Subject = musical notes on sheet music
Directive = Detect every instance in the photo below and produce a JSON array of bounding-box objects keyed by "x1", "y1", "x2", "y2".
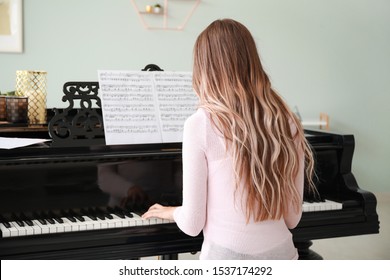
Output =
[{"x1": 98, "y1": 70, "x2": 199, "y2": 145}]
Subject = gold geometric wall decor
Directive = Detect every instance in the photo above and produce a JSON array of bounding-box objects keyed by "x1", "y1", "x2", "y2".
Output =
[{"x1": 130, "y1": 0, "x2": 200, "y2": 30}]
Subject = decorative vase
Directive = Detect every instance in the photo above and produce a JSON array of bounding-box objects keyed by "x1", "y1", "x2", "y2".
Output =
[
  {"x1": 146, "y1": 5, "x2": 153, "y2": 13},
  {"x1": 153, "y1": 6, "x2": 161, "y2": 13},
  {"x1": 0, "y1": 96, "x2": 6, "y2": 121},
  {"x1": 5, "y1": 96, "x2": 28, "y2": 123}
]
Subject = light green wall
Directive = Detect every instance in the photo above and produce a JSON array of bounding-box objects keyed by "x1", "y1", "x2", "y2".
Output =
[{"x1": 1, "y1": 0, "x2": 389, "y2": 193}]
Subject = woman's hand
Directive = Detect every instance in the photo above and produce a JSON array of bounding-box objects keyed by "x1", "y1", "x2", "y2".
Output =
[{"x1": 142, "y1": 203, "x2": 176, "y2": 221}]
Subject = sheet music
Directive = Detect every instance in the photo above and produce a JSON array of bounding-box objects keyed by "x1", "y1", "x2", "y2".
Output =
[
  {"x1": 98, "y1": 70, "x2": 198, "y2": 145},
  {"x1": 0, "y1": 137, "x2": 50, "y2": 149}
]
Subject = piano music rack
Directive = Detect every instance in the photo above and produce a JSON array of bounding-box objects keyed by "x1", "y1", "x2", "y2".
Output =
[{"x1": 48, "y1": 64, "x2": 164, "y2": 147}]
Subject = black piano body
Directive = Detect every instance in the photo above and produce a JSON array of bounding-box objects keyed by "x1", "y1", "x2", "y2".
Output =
[
  {"x1": 0, "y1": 81, "x2": 379, "y2": 259},
  {"x1": 0, "y1": 124, "x2": 380, "y2": 259},
  {"x1": 293, "y1": 130, "x2": 380, "y2": 258}
]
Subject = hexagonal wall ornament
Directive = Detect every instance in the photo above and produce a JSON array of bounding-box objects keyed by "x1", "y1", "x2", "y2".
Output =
[{"x1": 130, "y1": 0, "x2": 200, "y2": 30}]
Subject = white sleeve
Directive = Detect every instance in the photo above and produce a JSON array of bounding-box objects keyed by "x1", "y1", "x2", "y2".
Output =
[{"x1": 173, "y1": 112, "x2": 208, "y2": 237}]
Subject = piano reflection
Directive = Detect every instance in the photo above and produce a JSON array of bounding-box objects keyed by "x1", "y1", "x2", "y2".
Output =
[{"x1": 0, "y1": 81, "x2": 379, "y2": 260}]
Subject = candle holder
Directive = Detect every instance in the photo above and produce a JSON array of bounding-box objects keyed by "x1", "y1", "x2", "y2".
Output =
[
  {"x1": 0, "y1": 96, "x2": 6, "y2": 121},
  {"x1": 5, "y1": 96, "x2": 28, "y2": 123},
  {"x1": 15, "y1": 70, "x2": 47, "y2": 125}
]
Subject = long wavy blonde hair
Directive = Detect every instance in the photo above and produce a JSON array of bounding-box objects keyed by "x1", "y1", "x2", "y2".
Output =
[{"x1": 192, "y1": 19, "x2": 316, "y2": 222}]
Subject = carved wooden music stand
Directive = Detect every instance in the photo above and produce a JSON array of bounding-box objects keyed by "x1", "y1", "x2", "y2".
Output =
[{"x1": 48, "y1": 65, "x2": 164, "y2": 147}]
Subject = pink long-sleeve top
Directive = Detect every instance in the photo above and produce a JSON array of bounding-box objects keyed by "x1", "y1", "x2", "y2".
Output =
[{"x1": 173, "y1": 108, "x2": 304, "y2": 260}]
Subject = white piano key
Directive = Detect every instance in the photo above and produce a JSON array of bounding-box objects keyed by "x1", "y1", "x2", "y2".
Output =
[
  {"x1": 10, "y1": 222, "x2": 26, "y2": 236},
  {"x1": 132, "y1": 213, "x2": 146, "y2": 226},
  {"x1": 314, "y1": 202, "x2": 323, "y2": 211},
  {"x1": 303, "y1": 202, "x2": 311, "y2": 212},
  {"x1": 110, "y1": 214, "x2": 127, "y2": 228},
  {"x1": 34, "y1": 220, "x2": 50, "y2": 234},
  {"x1": 77, "y1": 218, "x2": 87, "y2": 231},
  {"x1": 20, "y1": 222, "x2": 34, "y2": 235},
  {"x1": 142, "y1": 218, "x2": 150, "y2": 226},
  {"x1": 82, "y1": 216, "x2": 95, "y2": 230},
  {"x1": 126, "y1": 215, "x2": 137, "y2": 227},
  {"x1": 54, "y1": 221, "x2": 66, "y2": 233},
  {"x1": 62, "y1": 218, "x2": 80, "y2": 232},
  {"x1": 320, "y1": 202, "x2": 328, "y2": 211},
  {"x1": 1, "y1": 208, "x2": 176, "y2": 238},
  {"x1": 98, "y1": 218, "x2": 109, "y2": 229},
  {"x1": 90, "y1": 218, "x2": 102, "y2": 230},
  {"x1": 62, "y1": 221, "x2": 72, "y2": 232},
  {"x1": 119, "y1": 215, "x2": 133, "y2": 227},
  {"x1": 0, "y1": 223, "x2": 11, "y2": 238},
  {"x1": 5, "y1": 222, "x2": 19, "y2": 237},
  {"x1": 330, "y1": 199, "x2": 343, "y2": 210},
  {"x1": 46, "y1": 221, "x2": 58, "y2": 234},
  {"x1": 314, "y1": 202, "x2": 322, "y2": 211},
  {"x1": 31, "y1": 220, "x2": 43, "y2": 235},
  {"x1": 65, "y1": 216, "x2": 86, "y2": 231},
  {"x1": 56, "y1": 219, "x2": 70, "y2": 232},
  {"x1": 24, "y1": 223, "x2": 34, "y2": 236},
  {"x1": 302, "y1": 199, "x2": 343, "y2": 212},
  {"x1": 106, "y1": 217, "x2": 118, "y2": 228},
  {"x1": 7, "y1": 223, "x2": 19, "y2": 237}
]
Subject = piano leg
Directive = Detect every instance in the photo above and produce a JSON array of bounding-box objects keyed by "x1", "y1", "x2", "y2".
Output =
[
  {"x1": 160, "y1": 254, "x2": 179, "y2": 260},
  {"x1": 295, "y1": 241, "x2": 323, "y2": 260}
]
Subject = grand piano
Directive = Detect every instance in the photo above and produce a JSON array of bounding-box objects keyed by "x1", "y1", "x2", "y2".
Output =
[{"x1": 0, "y1": 80, "x2": 379, "y2": 260}]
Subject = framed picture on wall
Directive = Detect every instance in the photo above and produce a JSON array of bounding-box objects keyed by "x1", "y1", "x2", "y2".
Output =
[{"x1": 0, "y1": 0, "x2": 23, "y2": 53}]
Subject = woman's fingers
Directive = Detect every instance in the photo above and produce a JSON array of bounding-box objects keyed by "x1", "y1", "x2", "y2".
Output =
[
  {"x1": 148, "y1": 203, "x2": 163, "y2": 210},
  {"x1": 142, "y1": 204, "x2": 162, "y2": 219},
  {"x1": 142, "y1": 204, "x2": 176, "y2": 220}
]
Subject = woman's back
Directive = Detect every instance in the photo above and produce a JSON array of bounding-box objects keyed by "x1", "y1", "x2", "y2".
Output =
[{"x1": 175, "y1": 109, "x2": 301, "y2": 259}]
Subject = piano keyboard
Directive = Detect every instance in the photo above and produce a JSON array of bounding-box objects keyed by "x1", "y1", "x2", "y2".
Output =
[
  {"x1": 0, "y1": 210, "x2": 172, "y2": 238},
  {"x1": 302, "y1": 199, "x2": 342, "y2": 212},
  {"x1": 0, "y1": 199, "x2": 343, "y2": 238}
]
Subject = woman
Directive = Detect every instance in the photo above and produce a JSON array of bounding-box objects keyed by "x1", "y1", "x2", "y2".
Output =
[{"x1": 142, "y1": 19, "x2": 316, "y2": 259}]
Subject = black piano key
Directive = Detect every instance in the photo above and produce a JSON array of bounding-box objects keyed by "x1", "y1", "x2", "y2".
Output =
[
  {"x1": 22, "y1": 219, "x2": 34, "y2": 227},
  {"x1": 21, "y1": 215, "x2": 34, "y2": 227},
  {"x1": 38, "y1": 212, "x2": 55, "y2": 225},
  {"x1": 32, "y1": 211, "x2": 48, "y2": 225},
  {"x1": 13, "y1": 220, "x2": 25, "y2": 227},
  {"x1": 68, "y1": 209, "x2": 85, "y2": 222},
  {"x1": 1, "y1": 221, "x2": 11, "y2": 228},
  {"x1": 0, "y1": 215, "x2": 11, "y2": 228},
  {"x1": 80, "y1": 208, "x2": 98, "y2": 221},
  {"x1": 123, "y1": 207, "x2": 134, "y2": 218},
  {"x1": 60, "y1": 209, "x2": 77, "y2": 222},
  {"x1": 84, "y1": 207, "x2": 105, "y2": 220},
  {"x1": 96, "y1": 207, "x2": 113, "y2": 219},
  {"x1": 95, "y1": 213, "x2": 106, "y2": 220},
  {"x1": 11, "y1": 214, "x2": 25, "y2": 227},
  {"x1": 39, "y1": 211, "x2": 56, "y2": 224},
  {"x1": 48, "y1": 211, "x2": 64, "y2": 224},
  {"x1": 37, "y1": 219, "x2": 47, "y2": 225},
  {"x1": 107, "y1": 206, "x2": 125, "y2": 219},
  {"x1": 46, "y1": 217, "x2": 55, "y2": 225},
  {"x1": 19, "y1": 213, "x2": 34, "y2": 227}
]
